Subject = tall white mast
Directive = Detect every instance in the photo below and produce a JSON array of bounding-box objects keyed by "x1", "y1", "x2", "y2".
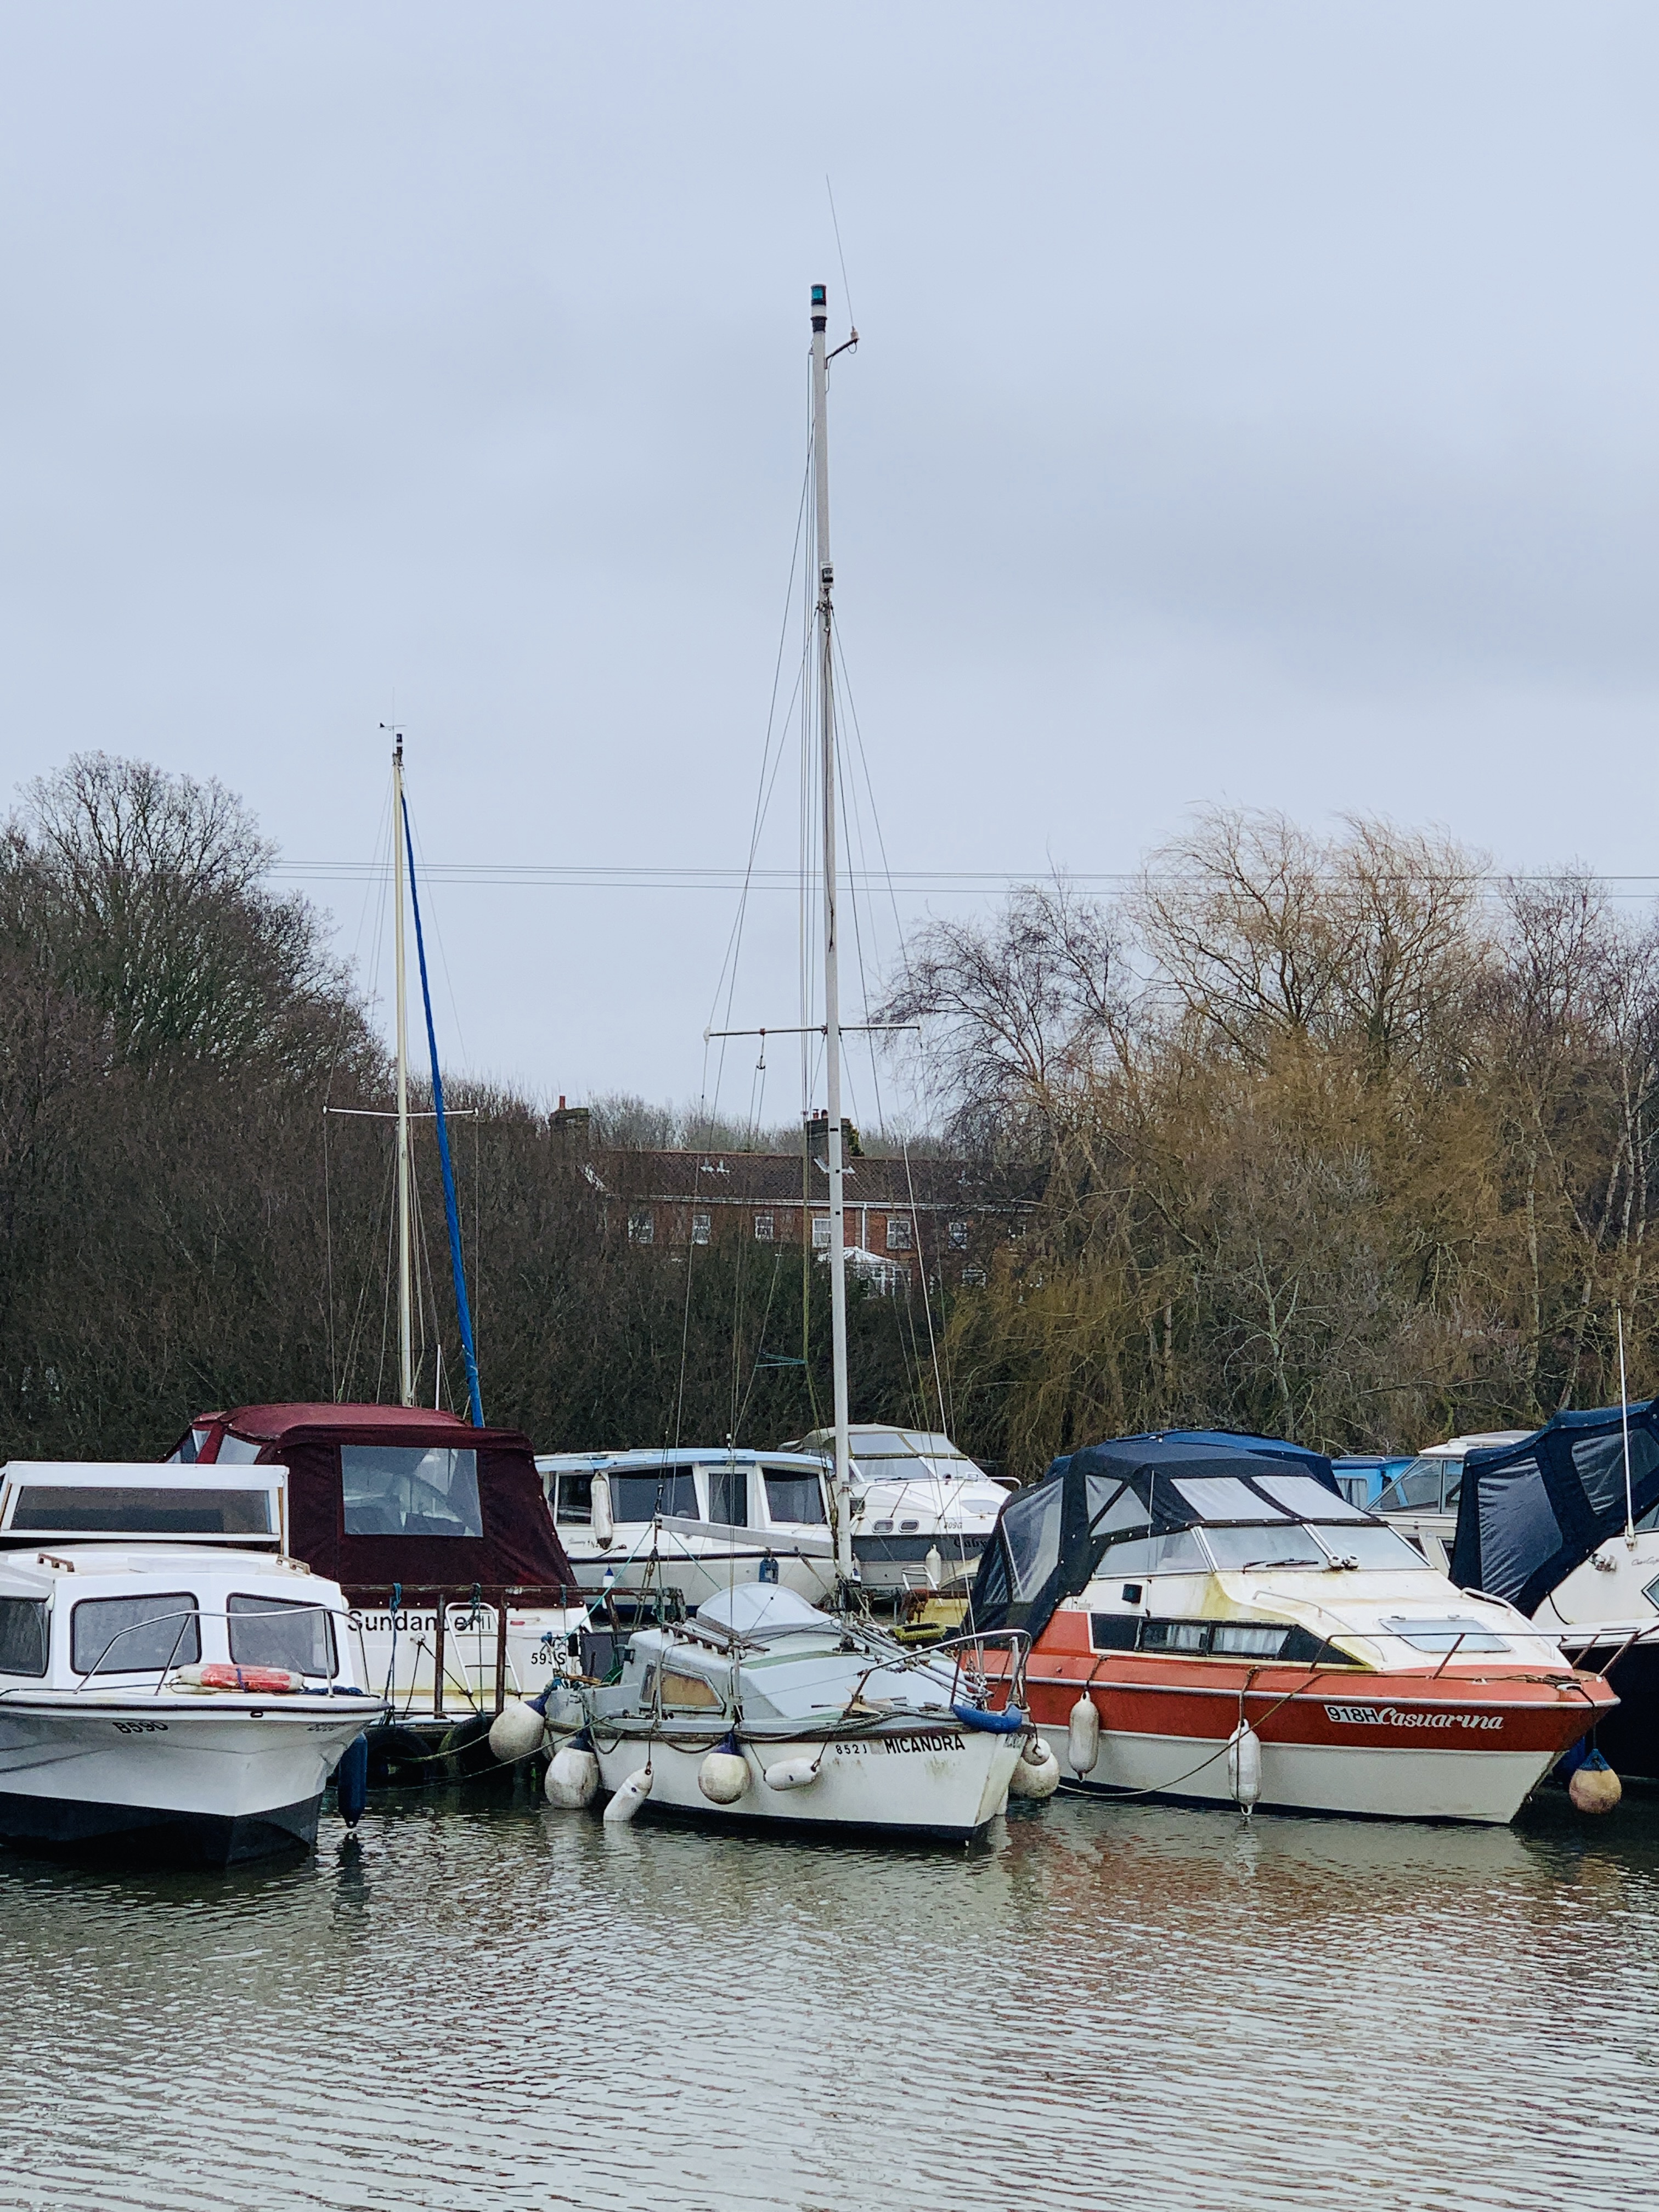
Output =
[
  {"x1": 811, "y1": 280, "x2": 853, "y2": 1586},
  {"x1": 392, "y1": 731, "x2": 414, "y2": 1406}
]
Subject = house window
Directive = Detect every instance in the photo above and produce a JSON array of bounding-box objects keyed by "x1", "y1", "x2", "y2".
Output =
[
  {"x1": 754, "y1": 1212, "x2": 775, "y2": 1242},
  {"x1": 886, "y1": 1215, "x2": 913, "y2": 1251},
  {"x1": 692, "y1": 1212, "x2": 711, "y2": 1245},
  {"x1": 961, "y1": 1265, "x2": 987, "y2": 1287},
  {"x1": 628, "y1": 1209, "x2": 654, "y2": 1245},
  {"x1": 948, "y1": 1220, "x2": 969, "y2": 1249},
  {"x1": 812, "y1": 1214, "x2": 833, "y2": 1249}
]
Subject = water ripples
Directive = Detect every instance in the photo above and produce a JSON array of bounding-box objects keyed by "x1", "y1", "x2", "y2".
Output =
[{"x1": 1, "y1": 1788, "x2": 1656, "y2": 2210}]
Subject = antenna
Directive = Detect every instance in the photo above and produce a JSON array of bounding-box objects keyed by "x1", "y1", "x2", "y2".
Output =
[{"x1": 1618, "y1": 1301, "x2": 1635, "y2": 1545}]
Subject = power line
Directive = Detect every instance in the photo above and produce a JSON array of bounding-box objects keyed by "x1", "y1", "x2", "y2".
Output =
[{"x1": 268, "y1": 860, "x2": 1659, "y2": 899}]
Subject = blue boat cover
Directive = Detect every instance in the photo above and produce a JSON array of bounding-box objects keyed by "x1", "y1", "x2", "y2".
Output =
[
  {"x1": 1449, "y1": 1402, "x2": 1659, "y2": 1615},
  {"x1": 967, "y1": 1431, "x2": 1341, "y2": 1640}
]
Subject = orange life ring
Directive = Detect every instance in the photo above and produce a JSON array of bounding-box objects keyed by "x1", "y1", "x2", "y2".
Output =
[{"x1": 196, "y1": 1662, "x2": 303, "y2": 1694}]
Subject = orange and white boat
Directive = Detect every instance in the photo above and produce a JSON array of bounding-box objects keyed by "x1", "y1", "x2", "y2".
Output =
[{"x1": 968, "y1": 1434, "x2": 1613, "y2": 1824}]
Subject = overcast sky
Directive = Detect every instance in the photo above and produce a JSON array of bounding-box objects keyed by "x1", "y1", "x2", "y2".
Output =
[{"x1": 3, "y1": 4, "x2": 1657, "y2": 1122}]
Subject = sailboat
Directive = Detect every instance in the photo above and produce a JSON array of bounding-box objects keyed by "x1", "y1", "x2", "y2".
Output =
[
  {"x1": 547, "y1": 285, "x2": 1042, "y2": 1839},
  {"x1": 167, "y1": 740, "x2": 586, "y2": 1779}
]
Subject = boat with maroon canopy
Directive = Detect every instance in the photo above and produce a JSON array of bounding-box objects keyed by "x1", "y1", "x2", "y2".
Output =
[{"x1": 167, "y1": 1403, "x2": 585, "y2": 1767}]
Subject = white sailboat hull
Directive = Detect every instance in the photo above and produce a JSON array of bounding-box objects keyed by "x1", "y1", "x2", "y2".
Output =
[
  {"x1": 0, "y1": 1695, "x2": 375, "y2": 1863},
  {"x1": 592, "y1": 1724, "x2": 1022, "y2": 1841}
]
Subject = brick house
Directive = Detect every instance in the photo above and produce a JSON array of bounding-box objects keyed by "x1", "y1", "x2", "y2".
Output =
[{"x1": 563, "y1": 1114, "x2": 1019, "y2": 1288}]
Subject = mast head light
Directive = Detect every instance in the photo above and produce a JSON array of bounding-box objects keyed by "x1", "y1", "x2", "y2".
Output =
[{"x1": 811, "y1": 281, "x2": 828, "y2": 331}]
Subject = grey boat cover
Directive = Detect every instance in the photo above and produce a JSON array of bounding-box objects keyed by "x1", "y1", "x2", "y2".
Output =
[
  {"x1": 967, "y1": 1431, "x2": 1344, "y2": 1641},
  {"x1": 1448, "y1": 1401, "x2": 1659, "y2": 1615}
]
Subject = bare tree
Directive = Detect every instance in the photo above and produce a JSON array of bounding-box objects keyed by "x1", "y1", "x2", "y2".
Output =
[{"x1": 877, "y1": 877, "x2": 1127, "y2": 1148}]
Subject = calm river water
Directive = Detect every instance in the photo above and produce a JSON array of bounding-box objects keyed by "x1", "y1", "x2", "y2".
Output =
[{"x1": 1, "y1": 1786, "x2": 1657, "y2": 2211}]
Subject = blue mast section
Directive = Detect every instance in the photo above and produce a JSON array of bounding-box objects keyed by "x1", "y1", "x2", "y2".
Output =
[{"x1": 400, "y1": 795, "x2": 484, "y2": 1429}]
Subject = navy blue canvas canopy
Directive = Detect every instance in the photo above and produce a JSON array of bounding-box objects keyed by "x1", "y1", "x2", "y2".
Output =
[
  {"x1": 968, "y1": 1431, "x2": 1342, "y2": 1641},
  {"x1": 1449, "y1": 1401, "x2": 1659, "y2": 1615}
]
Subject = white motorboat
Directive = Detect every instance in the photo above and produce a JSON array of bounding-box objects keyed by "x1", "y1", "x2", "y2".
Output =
[
  {"x1": 0, "y1": 1460, "x2": 385, "y2": 1863},
  {"x1": 570, "y1": 1582, "x2": 1032, "y2": 1841},
  {"x1": 538, "y1": 1447, "x2": 839, "y2": 1609},
  {"x1": 784, "y1": 1424, "x2": 1012, "y2": 1598}
]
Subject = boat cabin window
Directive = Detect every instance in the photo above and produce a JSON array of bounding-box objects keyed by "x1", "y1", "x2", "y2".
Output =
[
  {"x1": 72, "y1": 1592, "x2": 200, "y2": 1675},
  {"x1": 171, "y1": 1426, "x2": 214, "y2": 1465},
  {"x1": 1255, "y1": 1474, "x2": 1367, "y2": 1521},
  {"x1": 706, "y1": 1466, "x2": 749, "y2": 1527},
  {"x1": 0, "y1": 1597, "x2": 47, "y2": 1677},
  {"x1": 1173, "y1": 1476, "x2": 1289, "y2": 1522},
  {"x1": 1381, "y1": 1615, "x2": 1508, "y2": 1653},
  {"x1": 1089, "y1": 1613, "x2": 1352, "y2": 1664},
  {"x1": 848, "y1": 1430, "x2": 919, "y2": 1459},
  {"x1": 610, "y1": 1471, "x2": 698, "y2": 1522},
  {"x1": 658, "y1": 1666, "x2": 723, "y2": 1708},
  {"x1": 763, "y1": 1473, "x2": 826, "y2": 1526},
  {"x1": 228, "y1": 1594, "x2": 338, "y2": 1678},
  {"x1": 555, "y1": 1473, "x2": 593, "y2": 1523},
  {"x1": 1096, "y1": 1530, "x2": 1207, "y2": 1576},
  {"x1": 1005, "y1": 1481, "x2": 1064, "y2": 1598},
  {"x1": 341, "y1": 1446, "x2": 482, "y2": 1539},
  {"x1": 8, "y1": 1485, "x2": 272, "y2": 1537},
  {"x1": 215, "y1": 1436, "x2": 264, "y2": 1465}
]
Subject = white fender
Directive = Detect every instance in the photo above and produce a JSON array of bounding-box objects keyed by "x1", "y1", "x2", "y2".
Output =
[
  {"x1": 591, "y1": 1473, "x2": 614, "y2": 1550},
  {"x1": 602, "y1": 1765, "x2": 653, "y2": 1824},
  {"x1": 1227, "y1": 1720, "x2": 1262, "y2": 1812},
  {"x1": 698, "y1": 1751, "x2": 751, "y2": 1804},
  {"x1": 763, "y1": 1757, "x2": 822, "y2": 1791},
  {"x1": 1008, "y1": 1736, "x2": 1061, "y2": 1799},
  {"x1": 544, "y1": 1745, "x2": 600, "y2": 1808},
  {"x1": 924, "y1": 1545, "x2": 943, "y2": 1588},
  {"x1": 488, "y1": 1701, "x2": 546, "y2": 1764},
  {"x1": 1067, "y1": 1692, "x2": 1101, "y2": 1775}
]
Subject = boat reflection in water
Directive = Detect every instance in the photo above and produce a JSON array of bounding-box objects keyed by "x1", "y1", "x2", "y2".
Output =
[{"x1": 969, "y1": 1431, "x2": 1612, "y2": 1822}]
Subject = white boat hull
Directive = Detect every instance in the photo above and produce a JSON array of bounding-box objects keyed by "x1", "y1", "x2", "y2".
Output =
[
  {"x1": 0, "y1": 1696, "x2": 376, "y2": 1863},
  {"x1": 593, "y1": 1724, "x2": 1022, "y2": 1841},
  {"x1": 1035, "y1": 1721, "x2": 1559, "y2": 1825}
]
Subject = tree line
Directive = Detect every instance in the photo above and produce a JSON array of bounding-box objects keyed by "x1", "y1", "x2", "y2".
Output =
[
  {"x1": 0, "y1": 755, "x2": 945, "y2": 1462},
  {"x1": 884, "y1": 811, "x2": 1659, "y2": 1473},
  {"x1": 2, "y1": 755, "x2": 1647, "y2": 1480}
]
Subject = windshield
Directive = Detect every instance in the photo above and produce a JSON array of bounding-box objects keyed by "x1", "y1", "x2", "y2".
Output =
[
  {"x1": 1203, "y1": 1522, "x2": 1435, "y2": 1572},
  {"x1": 1201, "y1": 1526, "x2": 1325, "y2": 1570},
  {"x1": 1374, "y1": 1458, "x2": 1455, "y2": 1514},
  {"x1": 1313, "y1": 1525, "x2": 1430, "y2": 1570}
]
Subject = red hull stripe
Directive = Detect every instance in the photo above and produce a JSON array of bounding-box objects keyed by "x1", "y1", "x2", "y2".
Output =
[{"x1": 1024, "y1": 1667, "x2": 1611, "y2": 1755}]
